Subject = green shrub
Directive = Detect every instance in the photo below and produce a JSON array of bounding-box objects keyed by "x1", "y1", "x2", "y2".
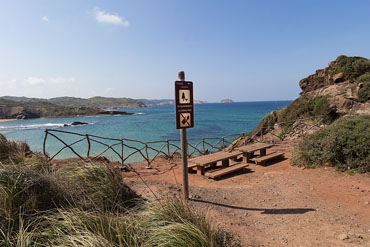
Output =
[
  {"x1": 253, "y1": 95, "x2": 335, "y2": 137},
  {"x1": 358, "y1": 72, "x2": 370, "y2": 82},
  {"x1": 308, "y1": 96, "x2": 334, "y2": 122},
  {"x1": 358, "y1": 81, "x2": 370, "y2": 102},
  {"x1": 291, "y1": 115, "x2": 370, "y2": 173},
  {"x1": 332, "y1": 55, "x2": 370, "y2": 80}
]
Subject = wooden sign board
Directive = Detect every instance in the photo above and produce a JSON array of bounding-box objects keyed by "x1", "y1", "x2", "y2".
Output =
[{"x1": 175, "y1": 81, "x2": 194, "y2": 129}]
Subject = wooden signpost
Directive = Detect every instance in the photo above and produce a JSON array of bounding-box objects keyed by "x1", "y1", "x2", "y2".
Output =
[{"x1": 175, "y1": 71, "x2": 194, "y2": 200}]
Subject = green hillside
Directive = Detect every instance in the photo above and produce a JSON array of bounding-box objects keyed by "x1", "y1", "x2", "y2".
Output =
[{"x1": 1, "y1": 96, "x2": 146, "y2": 109}]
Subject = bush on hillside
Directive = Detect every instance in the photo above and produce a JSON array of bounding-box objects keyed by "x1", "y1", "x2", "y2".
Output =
[
  {"x1": 254, "y1": 95, "x2": 335, "y2": 136},
  {"x1": 358, "y1": 81, "x2": 370, "y2": 102},
  {"x1": 331, "y1": 55, "x2": 370, "y2": 80},
  {"x1": 291, "y1": 115, "x2": 370, "y2": 173}
]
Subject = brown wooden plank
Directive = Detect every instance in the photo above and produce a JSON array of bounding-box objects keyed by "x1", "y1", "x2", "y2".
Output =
[
  {"x1": 237, "y1": 143, "x2": 274, "y2": 153},
  {"x1": 189, "y1": 151, "x2": 242, "y2": 166},
  {"x1": 251, "y1": 152, "x2": 284, "y2": 165},
  {"x1": 205, "y1": 161, "x2": 247, "y2": 179}
]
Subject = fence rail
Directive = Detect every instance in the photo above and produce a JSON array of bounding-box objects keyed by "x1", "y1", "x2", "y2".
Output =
[
  {"x1": 43, "y1": 129, "x2": 251, "y2": 167},
  {"x1": 43, "y1": 116, "x2": 325, "y2": 167}
]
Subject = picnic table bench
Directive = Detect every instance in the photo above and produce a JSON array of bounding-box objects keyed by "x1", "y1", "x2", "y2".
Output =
[
  {"x1": 236, "y1": 142, "x2": 274, "y2": 163},
  {"x1": 205, "y1": 160, "x2": 248, "y2": 179},
  {"x1": 188, "y1": 150, "x2": 243, "y2": 176},
  {"x1": 251, "y1": 152, "x2": 284, "y2": 165}
]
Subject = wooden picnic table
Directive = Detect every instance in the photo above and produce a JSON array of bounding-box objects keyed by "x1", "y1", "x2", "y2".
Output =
[
  {"x1": 188, "y1": 150, "x2": 242, "y2": 175},
  {"x1": 236, "y1": 142, "x2": 274, "y2": 163}
]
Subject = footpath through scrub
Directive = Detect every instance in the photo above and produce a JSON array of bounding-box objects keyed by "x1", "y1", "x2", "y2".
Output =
[{"x1": 123, "y1": 139, "x2": 370, "y2": 247}]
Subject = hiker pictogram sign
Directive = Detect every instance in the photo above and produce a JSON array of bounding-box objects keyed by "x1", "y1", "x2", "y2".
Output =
[{"x1": 175, "y1": 81, "x2": 194, "y2": 129}]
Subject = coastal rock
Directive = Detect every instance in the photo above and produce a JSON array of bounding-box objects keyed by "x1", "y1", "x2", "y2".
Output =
[
  {"x1": 338, "y1": 233, "x2": 349, "y2": 240},
  {"x1": 71, "y1": 121, "x2": 88, "y2": 126},
  {"x1": 232, "y1": 55, "x2": 370, "y2": 144},
  {"x1": 97, "y1": 110, "x2": 134, "y2": 115},
  {"x1": 220, "y1": 99, "x2": 234, "y2": 103},
  {"x1": 63, "y1": 121, "x2": 89, "y2": 127}
]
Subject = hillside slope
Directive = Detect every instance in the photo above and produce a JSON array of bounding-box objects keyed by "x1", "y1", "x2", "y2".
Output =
[
  {"x1": 1, "y1": 96, "x2": 146, "y2": 109},
  {"x1": 0, "y1": 98, "x2": 132, "y2": 119},
  {"x1": 250, "y1": 55, "x2": 370, "y2": 140}
]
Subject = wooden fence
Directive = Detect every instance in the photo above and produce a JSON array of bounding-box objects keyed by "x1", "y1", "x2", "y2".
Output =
[
  {"x1": 43, "y1": 129, "x2": 250, "y2": 167},
  {"x1": 43, "y1": 116, "x2": 324, "y2": 167}
]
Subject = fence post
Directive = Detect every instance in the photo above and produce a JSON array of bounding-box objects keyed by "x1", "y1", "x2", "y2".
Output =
[
  {"x1": 166, "y1": 140, "x2": 170, "y2": 159},
  {"x1": 120, "y1": 139, "x2": 124, "y2": 167},
  {"x1": 202, "y1": 138, "x2": 205, "y2": 153},
  {"x1": 43, "y1": 129, "x2": 48, "y2": 158},
  {"x1": 86, "y1": 134, "x2": 91, "y2": 158},
  {"x1": 145, "y1": 143, "x2": 151, "y2": 168},
  {"x1": 260, "y1": 128, "x2": 263, "y2": 142},
  {"x1": 222, "y1": 137, "x2": 225, "y2": 150}
]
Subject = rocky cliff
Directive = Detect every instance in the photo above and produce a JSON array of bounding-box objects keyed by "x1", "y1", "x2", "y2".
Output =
[{"x1": 245, "y1": 55, "x2": 370, "y2": 142}]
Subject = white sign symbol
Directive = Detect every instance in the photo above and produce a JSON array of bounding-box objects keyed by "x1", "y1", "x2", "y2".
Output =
[
  {"x1": 180, "y1": 113, "x2": 191, "y2": 127},
  {"x1": 179, "y1": 90, "x2": 190, "y2": 104}
]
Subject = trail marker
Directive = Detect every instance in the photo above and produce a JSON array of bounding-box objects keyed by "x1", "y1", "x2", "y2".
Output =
[
  {"x1": 175, "y1": 78, "x2": 194, "y2": 129},
  {"x1": 175, "y1": 71, "x2": 193, "y2": 200}
]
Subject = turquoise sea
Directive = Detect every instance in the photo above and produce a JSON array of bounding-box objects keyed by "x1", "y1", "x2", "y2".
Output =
[{"x1": 0, "y1": 101, "x2": 291, "y2": 163}]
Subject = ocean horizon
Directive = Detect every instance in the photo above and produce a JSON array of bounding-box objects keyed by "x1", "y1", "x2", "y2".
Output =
[{"x1": 0, "y1": 100, "x2": 291, "y2": 162}]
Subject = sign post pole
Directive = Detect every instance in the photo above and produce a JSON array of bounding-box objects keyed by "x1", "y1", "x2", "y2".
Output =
[{"x1": 176, "y1": 71, "x2": 191, "y2": 200}]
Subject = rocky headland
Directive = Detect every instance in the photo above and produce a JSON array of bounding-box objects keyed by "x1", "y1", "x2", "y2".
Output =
[{"x1": 246, "y1": 55, "x2": 370, "y2": 141}]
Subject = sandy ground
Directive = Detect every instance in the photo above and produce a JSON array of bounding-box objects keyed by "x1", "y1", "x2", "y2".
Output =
[{"x1": 122, "y1": 139, "x2": 370, "y2": 247}]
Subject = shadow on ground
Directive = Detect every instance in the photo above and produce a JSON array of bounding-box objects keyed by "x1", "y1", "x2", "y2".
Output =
[{"x1": 191, "y1": 199, "x2": 316, "y2": 214}]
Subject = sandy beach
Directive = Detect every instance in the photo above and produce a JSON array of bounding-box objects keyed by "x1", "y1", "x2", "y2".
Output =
[{"x1": 0, "y1": 119, "x2": 17, "y2": 122}]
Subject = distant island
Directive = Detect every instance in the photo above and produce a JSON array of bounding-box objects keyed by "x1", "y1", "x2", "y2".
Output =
[
  {"x1": 138, "y1": 99, "x2": 208, "y2": 106},
  {"x1": 0, "y1": 95, "x2": 214, "y2": 120},
  {"x1": 220, "y1": 99, "x2": 234, "y2": 103},
  {"x1": 0, "y1": 96, "x2": 139, "y2": 120},
  {"x1": 1, "y1": 96, "x2": 145, "y2": 109}
]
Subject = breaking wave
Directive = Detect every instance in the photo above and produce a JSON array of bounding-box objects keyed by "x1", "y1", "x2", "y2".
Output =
[{"x1": 0, "y1": 123, "x2": 66, "y2": 131}]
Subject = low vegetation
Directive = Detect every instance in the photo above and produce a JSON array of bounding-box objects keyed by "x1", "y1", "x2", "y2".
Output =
[
  {"x1": 0, "y1": 134, "x2": 237, "y2": 246},
  {"x1": 291, "y1": 115, "x2": 370, "y2": 173},
  {"x1": 331, "y1": 55, "x2": 370, "y2": 102},
  {"x1": 357, "y1": 73, "x2": 370, "y2": 102},
  {"x1": 252, "y1": 95, "x2": 335, "y2": 136},
  {"x1": 331, "y1": 55, "x2": 370, "y2": 80}
]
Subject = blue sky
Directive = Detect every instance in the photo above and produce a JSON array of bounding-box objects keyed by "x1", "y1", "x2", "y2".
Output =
[{"x1": 1, "y1": 0, "x2": 370, "y2": 102}]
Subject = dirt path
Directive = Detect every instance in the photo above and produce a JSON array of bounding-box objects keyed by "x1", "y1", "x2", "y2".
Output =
[{"x1": 123, "y1": 140, "x2": 370, "y2": 247}]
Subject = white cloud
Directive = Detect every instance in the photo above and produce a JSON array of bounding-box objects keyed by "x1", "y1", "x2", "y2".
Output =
[
  {"x1": 42, "y1": 16, "x2": 49, "y2": 22},
  {"x1": 49, "y1": 77, "x2": 76, "y2": 84},
  {"x1": 1, "y1": 76, "x2": 78, "y2": 98},
  {"x1": 23, "y1": 76, "x2": 75, "y2": 86},
  {"x1": 25, "y1": 77, "x2": 46, "y2": 86},
  {"x1": 94, "y1": 7, "x2": 129, "y2": 27}
]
